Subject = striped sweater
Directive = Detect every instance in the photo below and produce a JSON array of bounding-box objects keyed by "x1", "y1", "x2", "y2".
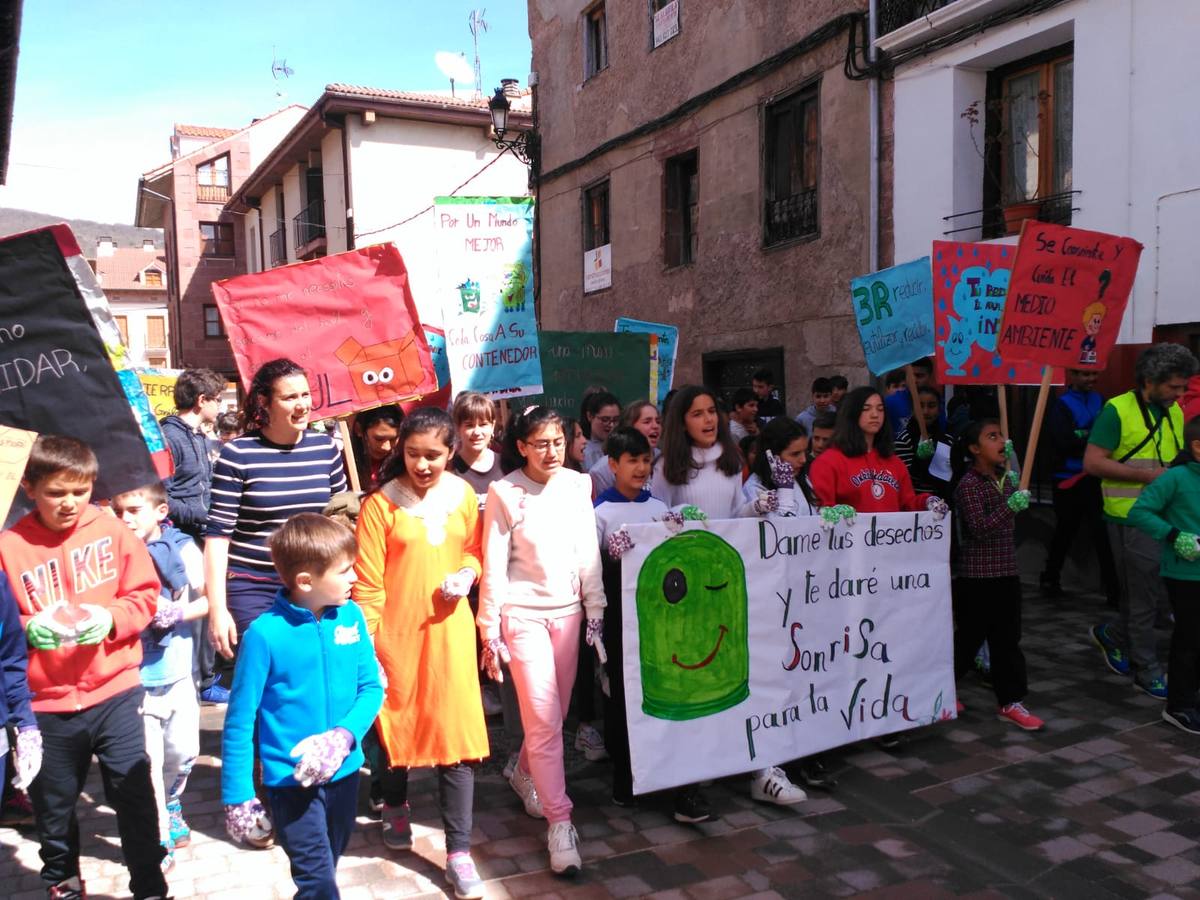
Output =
[{"x1": 206, "y1": 430, "x2": 348, "y2": 573}]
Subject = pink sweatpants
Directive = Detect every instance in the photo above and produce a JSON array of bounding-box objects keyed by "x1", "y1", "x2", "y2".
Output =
[{"x1": 502, "y1": 610, "x2": 583, "y2": 824}]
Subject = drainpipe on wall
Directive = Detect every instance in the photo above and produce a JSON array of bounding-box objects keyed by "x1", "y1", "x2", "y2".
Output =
[
  {"x1": 340, "y1": 114, "x2": 356, "y2": 250},
  {"x1": 868, "y1": 0, "x2": 879, "y2": 275},
  {"x1": 529, "y1": 70, "x2": 542, "y2": 329}
]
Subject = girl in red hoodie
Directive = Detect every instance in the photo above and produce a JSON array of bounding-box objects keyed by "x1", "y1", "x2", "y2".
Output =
[{"x1": 809, "y1": 386, "x2": 943, "y2": 514}]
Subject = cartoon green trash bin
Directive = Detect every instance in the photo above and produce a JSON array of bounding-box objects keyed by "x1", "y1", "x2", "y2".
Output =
[
  {"x1": 458, "y1": 279, "x2": 481, "y2": 313},
  {"x1": 636, "y1": 530, "x2": 749, "y2": 721}
]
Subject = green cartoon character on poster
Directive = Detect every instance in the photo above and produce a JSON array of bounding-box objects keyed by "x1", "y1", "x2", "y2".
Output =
[
  {"x1": 636, "y1": 530, "x2": 750, "y2": 721},
  {"x1": 499, "y1": 262, "x2": 528, "y2": 313},
  {"x1": 458, "y1": 279, "x2": 481, "y2": 314}
]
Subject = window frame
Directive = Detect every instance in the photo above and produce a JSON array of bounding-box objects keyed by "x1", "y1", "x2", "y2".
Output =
[
  {"x1": 761, "y1": 79, "x2": 821, "y2": 250},
  {"x1": 650, "y1": 0, "x2": 680, "y2": 49},
  {"x1": 146, "y1": 315, "x2": 166, "y2": 350},
  {"x1": 663, "y1": 149, "x2": 698, "y2": 268},
  {"x1": 582, "y1": 178, "x2": 611, "y2": 252},
  {"x1": 203, "y1": 304, "x2": 225, "y2": 338},
  {"x1": 141, "y1": 268, "x2": 163, "y2": 287},
  {"x1": 982, "y1": 42, "x2": 1074, "y2": 235},
  {"x1": 199, "y1": 221, "x2": 235, "y2": 258},
  {"x1": 584, "y1": 1, "x2": 609, "y2": 80},
  {"x1": 113, "y1": 314, "x2": 129, "y2": 347},
  {"x1": 196, "y1": 153, "x2": 231, "y2": 203}
]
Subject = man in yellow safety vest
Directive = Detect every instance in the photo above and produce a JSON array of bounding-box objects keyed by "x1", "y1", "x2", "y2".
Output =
[{"x1": 1085, "y1": 343, "x2": 1198, "y2": 698}]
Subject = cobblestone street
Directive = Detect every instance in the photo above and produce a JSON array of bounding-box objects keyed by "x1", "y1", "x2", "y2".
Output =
[{"x1": 3, "y1": 571, "x2": 1200, "y2": 898}]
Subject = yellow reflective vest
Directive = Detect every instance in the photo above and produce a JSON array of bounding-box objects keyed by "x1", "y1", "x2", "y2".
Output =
[{"x1": 1100, "y1": 390, "x2": 1185, "y2": 520}]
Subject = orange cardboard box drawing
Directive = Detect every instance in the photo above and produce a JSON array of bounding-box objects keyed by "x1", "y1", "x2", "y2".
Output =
[{"x1": 335, "y1": 332, "x2": 425, "y2": 403}]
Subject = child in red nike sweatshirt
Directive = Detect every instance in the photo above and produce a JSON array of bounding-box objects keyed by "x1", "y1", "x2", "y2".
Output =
[{"x1": 0, "y1": 436, "x2": 165, "y2": 899}]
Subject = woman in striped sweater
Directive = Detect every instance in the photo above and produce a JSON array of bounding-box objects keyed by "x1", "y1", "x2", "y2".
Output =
[{"x1": 205, "y1": 359, "x2": 348, "y2": 658}]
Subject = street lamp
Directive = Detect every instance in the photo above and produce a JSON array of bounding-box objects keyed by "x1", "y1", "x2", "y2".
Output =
[{"x1": 488, "y1": 86, "x2": 535, "y2": 167}]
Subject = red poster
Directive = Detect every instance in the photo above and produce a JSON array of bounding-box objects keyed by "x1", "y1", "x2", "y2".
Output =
[
  {"x1": 932, "y1": 240, "x2": 1056, "y2": 385},
  {"x1": 998, "y1": 223, "x2": 1142, "y2": 371},
  {"x1": 212, "y1": 244, "x2": 438, "y2": 418}
]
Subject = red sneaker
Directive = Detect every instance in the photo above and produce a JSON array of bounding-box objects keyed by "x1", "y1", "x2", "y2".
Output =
[{"x1": 997, "y1": 702, "x2": 1044, "y2": 731}]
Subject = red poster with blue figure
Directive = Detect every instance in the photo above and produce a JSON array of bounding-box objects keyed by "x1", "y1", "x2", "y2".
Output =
[{"x1": 933, "y1": 241, "x2": 1059, "y2": 385}]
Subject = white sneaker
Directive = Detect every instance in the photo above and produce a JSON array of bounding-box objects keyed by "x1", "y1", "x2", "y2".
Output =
[
  {"x1": 573, "y1": 722, "x2": 609, "y2": 761},
  {"x1": 547, "y1": 821, "x2": 581, "y2": 875},
  {"x1": 509, "y1": 764, "x2": 544, "y2": 818},
  {"x1": 749, "y1": 766, "x2": 808, "y2": 805}
]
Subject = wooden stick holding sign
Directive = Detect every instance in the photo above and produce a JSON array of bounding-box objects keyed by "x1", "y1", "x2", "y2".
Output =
[
  {"x1": 337, "y1": 418, "x2": 362, "y2": 494},
  {"x1": 1018, "y1": 367, "x2": 1055, "y2": 493},
  {"x1": 904, "y1": 365, "x2": 929, "y2": 441},
  {"x1": 997, "y1": 384, "x2": 1011, "y2": 475}
]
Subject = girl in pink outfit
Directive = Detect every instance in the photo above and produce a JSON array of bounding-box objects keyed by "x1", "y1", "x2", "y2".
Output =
[{"x1": 478, "y1": 405, "x2": 604, "y2": 877}]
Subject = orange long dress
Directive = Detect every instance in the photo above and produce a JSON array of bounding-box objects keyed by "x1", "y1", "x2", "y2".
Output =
[{"x1": 353, "y1": 473, "x2": 489, "y2": 767}]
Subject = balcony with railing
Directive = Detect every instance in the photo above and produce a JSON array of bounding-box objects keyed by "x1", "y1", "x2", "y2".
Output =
[
  {"x1": 196, "y1": 183, "x2": 230, "y2": 203},
  {"x1": 877, "y1": 0, "x2": 957, "y2": 36},
  {"x1": 269, "y1": 228, "x2": 286, "y2": 267},
  {"x1": 293, "y1": 198, "x2": 325, "y2": 253},
  {"x1": 764, "y1": 189, "x2": 818, "y2": 247},
  {"x1": 942, "y1": 189, "x2": 1079, "y2": 238}
]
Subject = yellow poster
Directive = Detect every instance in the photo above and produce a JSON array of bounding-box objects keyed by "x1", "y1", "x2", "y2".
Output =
[
  {"x1": 0, "y1": 425, "x2": 37, "y2": 525},
  {"x1": 137, "y1": 369, "x2": 180, "y2": 420}
]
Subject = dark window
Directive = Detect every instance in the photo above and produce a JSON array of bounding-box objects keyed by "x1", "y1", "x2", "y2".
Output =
[
  {"x1": 583, "y1": 180, "x2": 610, "y2": 251},
  {"x1": 664, "y1": 150, "x2": 698, "y2": 267},
  {"x1": 204, "y1": 305, "x2": 225, "y2": 338},
  {"x1": 701, "y1": 347, "x2": 786, "y2": 411},
  {"x1": 200, "y1": 222, "x2": 234, "y2": 257},
  {"x1": 763, "y1": 84, "x2": 819, "y2": 247},
  {"x1": 585, "y1": 2, "x2": 608, "y2": 79},
  {"x1": 981, "y1": 46, "x2": 1073, "y2": 234},
  {"x1": 196, "y1": 154, "x2": 230, "y2": 203}
]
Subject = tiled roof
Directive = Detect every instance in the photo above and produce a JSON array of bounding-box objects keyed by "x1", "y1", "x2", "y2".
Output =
[
  {"x1": 324, "y1": 83, "x2": 532, "y2": 112},
  {"x1": 91, "y1": 247, "x2": 168, "y2": 292},
  {"x1": 175, "y1": 124, "x2": 238, "y2": 138}
]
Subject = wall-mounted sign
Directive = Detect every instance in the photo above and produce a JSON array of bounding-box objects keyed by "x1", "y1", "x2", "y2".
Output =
[{"x1": 584, "y1": 243, "x2": 612, "y2": 293}]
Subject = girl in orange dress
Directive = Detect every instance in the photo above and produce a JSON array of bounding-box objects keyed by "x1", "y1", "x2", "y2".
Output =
[{"x1": 353, "y1": 408, "x2": 487, "y2": 900}]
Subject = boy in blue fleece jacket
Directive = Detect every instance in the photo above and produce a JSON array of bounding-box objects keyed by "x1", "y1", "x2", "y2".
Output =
[
  {"x1": 0, "y1": 571, "x2": 41, "y2": 794},
  {"x1": 221, "y1": 513, "x2": 382, "y2": 900}
]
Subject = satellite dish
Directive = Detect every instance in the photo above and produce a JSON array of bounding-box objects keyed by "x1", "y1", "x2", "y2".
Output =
[{"x1": 435, "y1": 51, "x2": 475, "y2": 96}]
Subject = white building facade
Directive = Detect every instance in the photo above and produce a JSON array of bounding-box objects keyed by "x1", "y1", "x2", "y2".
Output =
[
  {"x1": 228, "y1": 84, "x2": 532, "y2": 329},
  {"x1": 883, "y1": 0, "x2": 1200, "y2": 348}
]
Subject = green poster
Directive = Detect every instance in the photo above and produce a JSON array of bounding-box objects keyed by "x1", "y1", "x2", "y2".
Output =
[{"x1": 516, "y1": 331, "x2": 653, "y2": 414}]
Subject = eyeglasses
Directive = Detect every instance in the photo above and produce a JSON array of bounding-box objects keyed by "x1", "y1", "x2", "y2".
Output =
[
  {"x1": 594, "y1": 416, "x2": 619, "y2": 426},
  {"x1": 525, "y1": 438, "x2": 566, "y2": 452}
]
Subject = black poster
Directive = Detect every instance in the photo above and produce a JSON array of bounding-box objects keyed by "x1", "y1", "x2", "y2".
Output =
[{"x1": 0, "y1": 228, "x2": 160, "y2": 520}]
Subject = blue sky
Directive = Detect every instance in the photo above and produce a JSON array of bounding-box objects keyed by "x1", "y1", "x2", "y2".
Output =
[{"x1": 0, "y1": 0, "x2": 532, "y2": 223}]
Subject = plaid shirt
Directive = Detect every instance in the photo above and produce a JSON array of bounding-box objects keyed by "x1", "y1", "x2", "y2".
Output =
[{"x1": 953, "y1": 467, "x2": 1018, "y2": 578}]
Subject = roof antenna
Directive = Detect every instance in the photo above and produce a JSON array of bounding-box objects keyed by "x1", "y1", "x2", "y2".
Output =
[
  {"x1": 468, "y1": 9, "x2": 488, "y2": 99},
  {"x1": 271, "y1": 46, "x2": 294, "y2": 99}
]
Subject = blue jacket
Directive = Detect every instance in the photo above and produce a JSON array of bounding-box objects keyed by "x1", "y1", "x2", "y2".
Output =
[
  {"x1": 141, "y1": 525, "x2": 196, "y2": 687},
  {"x1": 221, "y1": 591, "x2": 382, "y2": 804},
  {"x1": 161, "y1": 415, "x2": 213, "y2": 539},
  {"x1": 0, "y1": 572, "x2": 36, "y2": 735}
]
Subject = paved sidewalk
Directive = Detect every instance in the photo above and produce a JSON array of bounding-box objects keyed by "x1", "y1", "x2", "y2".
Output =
[{"x1": 3, "y1": 583, "x2": 1199, "y2": 898}]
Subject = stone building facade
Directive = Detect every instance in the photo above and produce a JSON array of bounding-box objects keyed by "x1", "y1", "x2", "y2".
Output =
[{"x1": 529, "y1": 0, "x2": 872, "y2": 412}]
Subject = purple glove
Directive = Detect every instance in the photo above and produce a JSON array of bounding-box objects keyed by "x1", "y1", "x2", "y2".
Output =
[
  {"x1": 606, "y1": 527, "x2": 635, "y2": 560},
  {"x1": 440, "y1": 568, "x2": 475, "y2": 602},
  {"x1": 753, "y1": 490, "x2": 779, "y2": 515},
  {"x1": 150, "y1": 600, "x2": 185, "y2": 636},
  {"x1": 225, "y1": 798, "x2": 274, "y2": 846},
  {"x1": 766, "y1": 450, "x2": 795, "y2": 489},
  {"x1": 926, "y1": 496, "x2": 950, "y2": 520},
  {"x1": 585, "y1": 617, "x2": 607, "y2": 664},
  {"x1": 289, "y1": 727, "x2": 354, "y2": 787},
  {"x1": 12, "y1": 727, "x2": 42, "y2": 791},
  {"x1": 481, "y1": 636, "x2": 511, "y2": 682}
]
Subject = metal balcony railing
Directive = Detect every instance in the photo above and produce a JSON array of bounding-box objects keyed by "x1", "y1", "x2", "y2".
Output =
[
  {"x1": 877, "y1": 0, "x2": 957, "y2": 36},
  {"x1": 269, "y1": 228, "x2": 286, "y2": 267},
  {"x1": 764, "y1": 189, "x2": 818, "y2": 247},
  {"x1": 293, "y1": 198, "x2": 325, "y2": 249},
  {"x1": 942, "y1": 189, "x2": 1079, "y2": 238}
]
